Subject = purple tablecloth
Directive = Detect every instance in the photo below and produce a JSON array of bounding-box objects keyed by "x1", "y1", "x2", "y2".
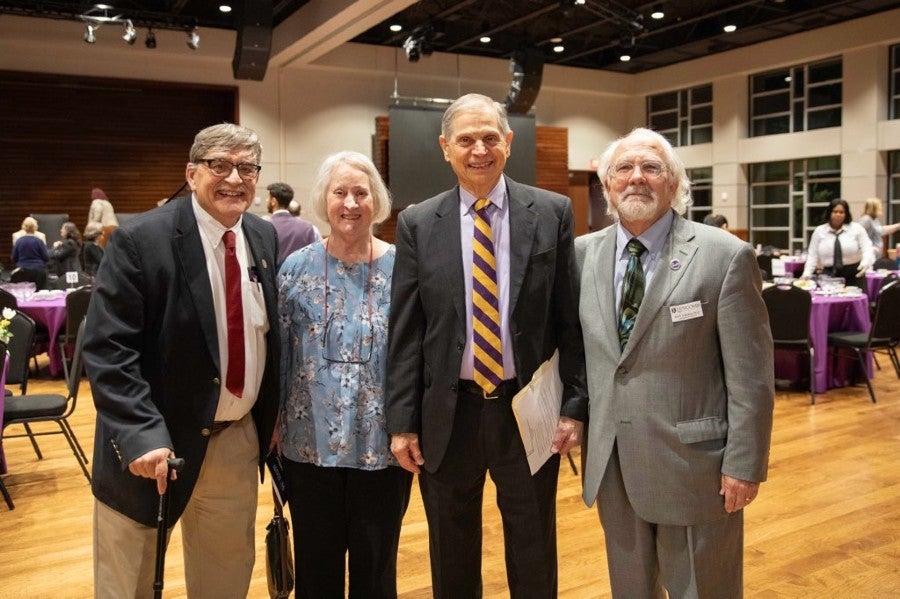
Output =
[
  {"x1": 18, "y1": 296, "x2": 67, "y2": 378},
  {"x1": 865, "y1": 270, "x2": 899, "y2": 303},
  {"x1": 774, "y1": 292, "x2": 872, "y2": 393}
]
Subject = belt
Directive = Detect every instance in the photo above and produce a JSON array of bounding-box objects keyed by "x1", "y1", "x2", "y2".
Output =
[
  {"x1": 458, "y1": 378, "x2": 519, "y2": 400},
  {"x1": 211, "y1": 420, "x2": 235, "y2": 434}
]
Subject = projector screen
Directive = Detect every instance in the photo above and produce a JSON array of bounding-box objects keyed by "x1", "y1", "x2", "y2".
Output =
[{"x1": 388, "y1": 105, "x2": 536, "y2": 209}]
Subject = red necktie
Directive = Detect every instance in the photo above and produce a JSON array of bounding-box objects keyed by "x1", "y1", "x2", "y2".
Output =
[{"x1": 222, "y1": 230, "x2": 245, "y2": 397}]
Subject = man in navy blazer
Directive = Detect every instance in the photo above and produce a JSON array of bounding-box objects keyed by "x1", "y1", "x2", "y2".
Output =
[
  {"x1": 387, "y1": 93, "x2": 588, "y2": 598},
  {"x1": 84, "y1": 123, "x2": 280, "y2": 598},
  {"x1": 266, "y1": 181, "x2": 319, "y2": 267}
]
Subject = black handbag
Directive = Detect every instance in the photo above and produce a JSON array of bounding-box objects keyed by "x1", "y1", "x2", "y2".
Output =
[{"x1": 265, "y1": 485, "x2": 294, "y2": 599}]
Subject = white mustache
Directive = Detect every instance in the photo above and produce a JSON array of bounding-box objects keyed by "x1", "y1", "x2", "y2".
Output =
[{"x1": 623, "y1": 186, "x2": 654, "y2": 198}]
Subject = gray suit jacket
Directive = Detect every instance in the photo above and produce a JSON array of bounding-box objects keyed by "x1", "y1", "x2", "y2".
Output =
[
  {"x1": 576, "y1": 214, "x2": 774, "y2": 525},
  {"x1": 387, "y1": 176, "x2": 588, "y2": 472}
]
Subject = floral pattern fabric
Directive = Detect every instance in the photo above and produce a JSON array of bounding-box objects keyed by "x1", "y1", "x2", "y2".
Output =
[{"x1": 278, "y1": 241, "x2": 397, "y2": 470}]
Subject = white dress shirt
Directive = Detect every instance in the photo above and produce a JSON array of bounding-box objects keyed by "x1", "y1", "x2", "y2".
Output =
[{"x1": 802, "y1": 221, "x2": 874, "y2": 278}]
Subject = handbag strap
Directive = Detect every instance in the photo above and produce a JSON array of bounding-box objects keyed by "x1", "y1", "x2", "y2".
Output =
[{"x1": 271, "y1": 482, "x2": 285, "y2": 518}]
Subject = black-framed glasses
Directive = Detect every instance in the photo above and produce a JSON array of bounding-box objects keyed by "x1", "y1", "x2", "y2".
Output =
[
  {"x1": 322, "y1": 312, "x2": 373, "y2": 365},
  {"x1": 197, "y1": 158, "x2": 261, "y2": 180},
  {"x1": 609, "y1": 161, "x2": 667, "y2": 181}
]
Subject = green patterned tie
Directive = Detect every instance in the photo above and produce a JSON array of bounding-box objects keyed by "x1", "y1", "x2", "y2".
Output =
[{"x1": 618, "y1": 238, "x2": 647, "y2": 351}]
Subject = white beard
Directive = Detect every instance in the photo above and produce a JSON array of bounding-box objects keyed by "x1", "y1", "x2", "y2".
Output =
[{"x1": 615, "y1": 188, "x2": 661, "y2": 222}]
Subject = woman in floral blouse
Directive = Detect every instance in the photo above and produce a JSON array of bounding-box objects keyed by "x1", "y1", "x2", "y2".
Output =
[{"x1": 277, "y1": 151, "x2": 411, "y2": 598}]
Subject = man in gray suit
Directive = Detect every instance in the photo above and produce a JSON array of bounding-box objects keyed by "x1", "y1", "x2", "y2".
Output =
[
  {"x1": 576, "y1": 128, "x2": 774, "y2": 597},
  {"x1": 388, "y1": 93, "x2": 588, "y2": 598}
]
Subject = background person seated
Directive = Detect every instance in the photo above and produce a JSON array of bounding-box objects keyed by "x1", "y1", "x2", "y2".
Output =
[{"x1": 11, "y1": 216, "x2": 49, "y2": 289}]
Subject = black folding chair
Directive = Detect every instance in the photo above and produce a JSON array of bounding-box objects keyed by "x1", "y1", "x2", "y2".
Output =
[
  {"x1": 763, "y1": 284, "x2": 815, "y2": 403},
  {"x1": 827, "y1": 281, "x2": 900, "y2": 403},
  {"x1": 59, "y1": 286, "x2": 92, "y2": 385}
]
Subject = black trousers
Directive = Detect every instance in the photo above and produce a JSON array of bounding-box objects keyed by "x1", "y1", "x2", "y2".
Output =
[
  {"x1": 283, "y1": 460, "x2": 413, "y2": 599},
  {"x1": 418, "y1": 383, "x2": 561, "y2": 599}
]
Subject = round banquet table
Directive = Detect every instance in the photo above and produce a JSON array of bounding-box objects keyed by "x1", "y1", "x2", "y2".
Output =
[
  {"x1": 864, "y1": 270, "x2": 899, "y2": 303},
  {"x1": 17, "y1": 294, "x2": 68, "y2": 378},
  {"x1": 774, "y1": 291, "x2": 872, "y2": 393}
]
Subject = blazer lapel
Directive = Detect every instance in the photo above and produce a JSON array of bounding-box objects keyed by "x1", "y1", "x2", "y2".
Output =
[
  {"x1": 172, "y1": 197, "x2": 220, "y2": 372},
  {"x1": 591, "y1": 230, "x2": 621, "y2": 354},
  {"x1": 621, "y1": 214, "x2": 698, "y2": 361},
  {"x1": 427, "y1": 189, "x2": 466, "y2": 333},
  {"x1": 506, "y1": 178, "x2": 538, "y2": 313}
]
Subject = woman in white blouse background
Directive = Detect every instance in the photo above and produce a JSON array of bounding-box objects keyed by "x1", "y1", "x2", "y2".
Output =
[{"x1": 802, "y1": 198, "x2": 874, "y2": 287}]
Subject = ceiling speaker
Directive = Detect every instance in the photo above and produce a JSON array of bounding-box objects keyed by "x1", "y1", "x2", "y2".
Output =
[{"x1": 504, "y1": 49, "x2": 544, "y2": 114}]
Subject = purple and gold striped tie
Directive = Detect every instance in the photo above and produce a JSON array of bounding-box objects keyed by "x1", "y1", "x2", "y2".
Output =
[{"x1": 472, "y1": 197, "x2": 503, "y2": 394}]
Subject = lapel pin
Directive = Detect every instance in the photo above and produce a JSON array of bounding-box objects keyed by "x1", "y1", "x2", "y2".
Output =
[
  {"x1": 670, "y1": 259, "x2": 681, "y2": 271},
  {"x1": 261, "y1": 259, "x2": 268, "y2": 269}
]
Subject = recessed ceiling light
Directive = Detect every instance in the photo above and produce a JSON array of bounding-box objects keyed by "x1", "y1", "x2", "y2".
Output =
[
  {"x1": 723, "y1": 24, "x2": 737, "y2": 33},
  {"x1": 550, "y1": 37, "x2": 563, "y2": 43},
  {"x1": 219, "y1": 4, "x2": 232, "y2": 13},
  {"x1": 480, "y1": 36, "x2": 491, "y2": 44},
  {"x1": 389, "y1": 24, "x2": 402, "y2": 32},
  {"x1": 553, "y1": 45, "x2": 565, "y2": 53},
  {"x1": 620, "y1": 54, "x2": 631, "y2": 62},
  {"x1": 651, "y1": 10, "x2": 664, "y2": 20}
]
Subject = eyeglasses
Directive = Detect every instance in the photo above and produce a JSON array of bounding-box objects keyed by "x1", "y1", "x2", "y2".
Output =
[
  {"x1": 609, "y1": 161, "x2": 667, "y2": 180},
  {"x1": 322, "y1": 312, "x2": 373, "y2": 365},
  {"x1": 452, "y1": 134, "x2": 505, "y2": 149},
  {"x1": 197, "y1": 158, "x2": 261, "y2": 180}
]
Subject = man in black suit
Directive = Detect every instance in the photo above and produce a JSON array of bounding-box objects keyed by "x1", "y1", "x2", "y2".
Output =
[
  {"x1": 84, "y1": 123, "x2": 280, "y2": 598},
  {"x1": 387, "y1": 93, "x2": 588, "y2": 598}
]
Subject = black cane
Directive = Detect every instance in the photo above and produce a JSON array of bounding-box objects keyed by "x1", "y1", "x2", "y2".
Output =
[{"x1": 153, "y1": 457, "x2": 185, "y2": 599}]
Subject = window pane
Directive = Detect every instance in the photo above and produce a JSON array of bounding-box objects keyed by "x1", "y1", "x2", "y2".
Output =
[
  {"x1": 891, "y1": 70, "x2": 900, "y2": 93},
  {"x1": 751, "y1": 207, "x2": 789, "y2": 226},
  {"x1": 692, "y1": 188, "x2": 711, "y2": 208},
  {"x1": 793, "y1": 69, "x2": 804, "y2": 96},
  {"x1": 809, "y1": 181, "x2": 840, "y2": 205},
  {"x1": 692, "y1": 85, "x2": 712, "y2": 104},
  {"x1": 752, "y1": 230, "x2": 790, "y2": 249},
  {"x1": 808, "y1": 156, "x2": 841, "y2": 176},
  {"x1": 752, "y1": 115, "x2": 790, "y2": 136},
  {"x1": 753, "y1": 71, "x2": 790, "y2": 93},
  {"x1": 808, "y1": 107, "x2": 841, "y2": 130},
  {"x1": 753, "y1": 93, "x2": 790, "y2": 115},
  {"x1": 679, "y1": 120, "x2": 688, "y2": 145},
  {"x1": 691, "y1": 105, "x2": 712, "y2": 124},
  {"x1": 680, "y1": 90, "x2": 688, "y2": 118},
  {"x1": 808, "y1": 60, "x2": 842, "y2": 83},
  {"x1": 650, "y1": 92, "x2": 677, "y2": 112},
  {"x1": 650, "y1": 111, "x2": 678, "y2": 130},
  {"x1": 661, "y1": 130, "x2": 678, "y2": 147},
  {"x1": 689, "y1": 167, "x2": 713, "y2": 182},
  {"x1": 691, "y1": 126, "x2": 712, "y2": 144},
  {"x1": 793, "y1": 102, "x2": 805, "y2": 132},
  {"x1": 751, "y1": 161, "x2": 790, "y2": 183},
  {"x1": 893, "y1": 98, "x2": 900, "y2": 120},
  {"x1": 753, "y1": 185, "x2": 790, "y2": 205},
  {"x1": 891, "y1": 150, "x2": 900, "y2": 172},
  {"x1": 808, "y1": 82, "x2": 841, "y2": 107}
]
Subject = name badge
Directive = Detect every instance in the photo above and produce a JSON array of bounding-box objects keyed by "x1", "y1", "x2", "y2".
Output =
[{"x1": 669, "y1": 300, "x2": 703, "y2": 322}]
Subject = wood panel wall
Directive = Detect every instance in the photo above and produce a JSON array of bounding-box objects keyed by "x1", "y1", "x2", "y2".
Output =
[
  {"x1": 373, "y1": 116, "x2": 572, "y2": 244},
  {"x1": 0, "y1": 70, "x2": 237, "y2": 263}
]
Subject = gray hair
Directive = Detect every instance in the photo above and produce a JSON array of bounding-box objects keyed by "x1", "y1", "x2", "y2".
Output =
[
  {"x1": 441, "y1": 93, "x2": 511, "y2": 139},
  {"x1": 310, "y1": 151, "x2": 392, "y2": 227},
  {"x1": 597, "y1": 127, "x2": 692, "y2": 216},
  {"x1": 189, "y1": 123, "x2": 262, "y2": 164}
]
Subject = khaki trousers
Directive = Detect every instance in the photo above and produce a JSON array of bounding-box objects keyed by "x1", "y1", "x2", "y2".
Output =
[{"x1": 94, "y1": 413, "x2": 259, "y2": 598}]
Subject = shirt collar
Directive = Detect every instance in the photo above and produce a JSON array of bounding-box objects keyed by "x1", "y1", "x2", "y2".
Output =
[
  {"x1": 191, "y1": 194, "x2": 243, "y2": 249},
  {"x1": 460, "y1": 176, "x2": 507, "y2": 214},
  {"x1": 615, "y1": 209, "x2": 675, "y2": 257}
]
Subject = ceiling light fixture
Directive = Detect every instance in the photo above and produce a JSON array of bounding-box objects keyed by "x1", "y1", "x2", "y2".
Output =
[
  {"x1": 186, "y1": 27, "x2": 200, "y2": 50},
  {"x1": 219, "y1": 4, "x2": 232, "y2": 13},
  {"x1": 145, "y1": 28, "x2": 157, "y2": 49},
  {"x1": 553, "y1": 45, "x2": 565, "y2": 53},
  {"x1": 389, "y1": 23, "x2": 402, "y2": 33},
  {"x1": 650, "y1": 4, "x2": 665, "y2": 20},
  {"x1": 620, "y1": 54, "x2": 631, "y2": 62},
  {"x1": 402, "y1": 25, "x2": 434, "y2": 63},
  {"x1": 79, "y1": 3, "x2": 123, "y2": 44},
  {"x1": 122, "y1": 19, "x2": 136, "y2": 44},
  {"x1": 480, "y1": 36, "x2": 491, "y2": 44},
  {"x1": 84, "y1": 24, "x2": 97, "y2": 44},
  {"x1": 723, "y1": 23, "x2": 737, "y2": 33}
]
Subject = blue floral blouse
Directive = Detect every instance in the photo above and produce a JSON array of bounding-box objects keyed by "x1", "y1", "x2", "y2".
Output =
[{"x1": 278, "y1": 241, "x2": 398, "y2": 470}]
